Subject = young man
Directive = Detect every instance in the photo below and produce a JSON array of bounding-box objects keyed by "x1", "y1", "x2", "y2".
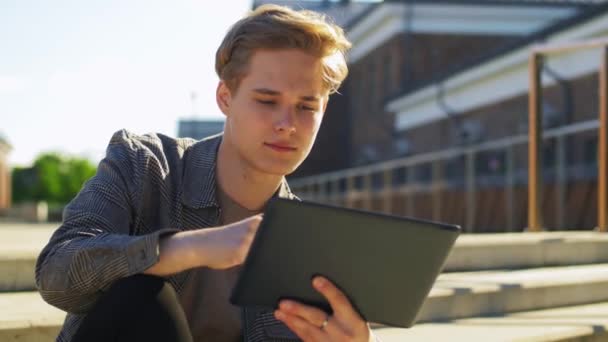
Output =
[{"x1": 36, "y1": 4, "x2": 376, "y2": 342}]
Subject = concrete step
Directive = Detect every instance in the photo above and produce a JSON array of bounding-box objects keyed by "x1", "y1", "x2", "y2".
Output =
[
  {"x1": 418, "y1": 263, "x2": 608, "y2": 322},
  {"x1": 375, "y1": 301, "x2": 608, "y2": 342},
  {"x1": 444, "y1": 231, "x2": 608, "y2": 272},
  {"x1": 2, "y1": 224, "x2": 608, "y2": 292},
  {"x1": 0, "y1": 223, "x2": 56, "y2": 292},
  {"x1": 5, "y1": 264, "x2": 608, "y2": 330},
  {"x1": 2, "y1": 223, "x2": 608, "y2": 341},
  {"x1": 0, "y1": 292, "x2": 64, "y2": 342},
  {"x1": 2, "y1": 291, "x2": 608, "y2": 342}
]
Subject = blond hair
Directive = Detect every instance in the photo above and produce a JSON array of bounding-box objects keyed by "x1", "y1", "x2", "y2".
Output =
[{"x1": 215, "y1": 4, "x2": 351, "y2": 94}]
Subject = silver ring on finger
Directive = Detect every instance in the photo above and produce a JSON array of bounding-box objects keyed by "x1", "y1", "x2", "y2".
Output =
[{"x1": 320, "y1": 315, "x2": 330, "y2": 330}]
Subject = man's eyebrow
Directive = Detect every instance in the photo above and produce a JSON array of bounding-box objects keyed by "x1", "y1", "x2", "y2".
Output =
[
  {"x1": 252, "y1": 88, "x2": 320, "y2": 102},
  {"x1": 253, "y1": 88, "x2": 279, "y2": 96},
  {"x1": 300, "y1": 95, "x2": 320, "y2": 102}
]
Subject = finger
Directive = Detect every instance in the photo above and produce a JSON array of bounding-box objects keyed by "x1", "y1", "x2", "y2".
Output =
[
  {"x1": 313, "y1": 277, "x2": 362, "y2": 323},
  {"x1": 275, "y1": 310, "x2": 326, "y2": 342},
  {"x1": 278, "y1": 300, "x2": 328, "y2": 328},
  {"x1": 317, "y1": 314, "x2": 350, "y2": 339}
]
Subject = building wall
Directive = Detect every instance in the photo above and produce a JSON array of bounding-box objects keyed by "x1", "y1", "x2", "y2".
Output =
[
  {"x1": 395, "y1": 72, "x2": 599, "y2": 164},
  {"x1": 290, "y1": 2, "x2": 601, "y2": 177},
  {"x1": 292, "y1": 78, "x2": 352, "y2": 178},
  {"x1": 294, "y1": 31, "x2": 520, "y2": 177},
  {"x1": 346, "y1": 32, "x2": 519, "y2": 166}
]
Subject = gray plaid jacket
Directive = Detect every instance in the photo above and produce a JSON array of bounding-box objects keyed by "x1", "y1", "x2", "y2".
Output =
[{"x1": 35, "y1": 129, "x2": 301, "y2": 342}]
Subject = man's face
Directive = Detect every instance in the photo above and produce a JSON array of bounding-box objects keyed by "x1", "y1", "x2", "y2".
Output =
[{"x1": 217, "y1": 49, "x2": 328, "y2": 176}]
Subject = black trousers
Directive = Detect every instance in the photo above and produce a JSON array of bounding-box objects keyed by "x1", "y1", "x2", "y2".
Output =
[{"x1": 72, "y1": 274, "x2": 193, "y2": 342}]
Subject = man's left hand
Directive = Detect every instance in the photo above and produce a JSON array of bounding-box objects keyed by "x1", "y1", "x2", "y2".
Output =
[{"x1": 274, "y1": 276, "x2": 373, "y2": 342}]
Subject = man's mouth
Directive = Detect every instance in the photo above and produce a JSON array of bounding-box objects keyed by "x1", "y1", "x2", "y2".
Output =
[{"x1": 264, "y1": 142, "x2": 297, "y2": 152}]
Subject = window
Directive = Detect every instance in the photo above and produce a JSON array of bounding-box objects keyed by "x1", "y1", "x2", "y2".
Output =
[
  {"x1": 354, "y1": 175, "x2": 364, "y2": 190},
  {"x1": 392, "y1": 167, "x2": 407, "y2": 186},
  {"x1": 371, "y1": 172, "x2": 384, "y2": 191},
  {"x1": 584, "y1": 136, "x2": 598, "y2": 166}
]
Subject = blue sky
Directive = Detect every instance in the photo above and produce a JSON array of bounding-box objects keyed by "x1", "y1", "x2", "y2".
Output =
[{"x1": 1, "y1": 0, "x2": 251, "y2": 166}]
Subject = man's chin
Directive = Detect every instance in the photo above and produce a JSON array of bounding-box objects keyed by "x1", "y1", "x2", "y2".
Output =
[{"x1": 255, "y1": 161, "x2": 300, "y2": 177}]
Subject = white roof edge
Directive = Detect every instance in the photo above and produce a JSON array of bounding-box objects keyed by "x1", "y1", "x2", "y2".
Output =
[
  {"x1": 346, "y1": 2, "x2": 576, "y2": 64},
  {"x1": 387, "y1": 10, "x2": 608, "y2": 131}
]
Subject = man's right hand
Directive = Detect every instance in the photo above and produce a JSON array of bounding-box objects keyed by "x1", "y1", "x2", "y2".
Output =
[
  {"x1": 191, "y1": 215, "x2": 263, "y2": 269},
  {"x1": 144, "y1": 215, "x2": 263, "y2": 276}
]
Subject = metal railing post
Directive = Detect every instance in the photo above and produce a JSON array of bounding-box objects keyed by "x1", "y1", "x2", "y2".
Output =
[
  {"x1": 528, "y1": 53, "x2": 544, "y2": 231},
  {"x1": 599, "y1": 47, "x2": 608, "y2": 232},
  {"x1": 506, "y1": 145, "x2": 515, "y2": 232},
  {"x1": 346, "y1": 175, "x2": 354, "y2": 208},
  {"x1": 405, "y1": 166, "x2": 414, "y2": 217},
  {"x1": 363, "y1": 173, "x2": 372, "y2": 210},
  {"x1": 432, "y1": 160, "x2": 443, "y2": 222},
  {"x1": 556, "y1": 136, "x2": 567, "y2": 229},
  {"x1": 465, "y1": 151, "x2": 476, "y2": 233},
  {"x1": 383, "y1": 169, "x2": 393, "y2": 214}
]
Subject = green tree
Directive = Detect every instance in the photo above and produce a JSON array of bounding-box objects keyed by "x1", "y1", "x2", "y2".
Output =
[{"x1": 12, "y1": 153, "x2": 97, "y2": 205}]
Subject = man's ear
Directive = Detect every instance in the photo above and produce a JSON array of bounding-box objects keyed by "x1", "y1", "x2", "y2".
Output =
[{"x1": 216, "y1": 81, "x2": 232, "y2": 117}]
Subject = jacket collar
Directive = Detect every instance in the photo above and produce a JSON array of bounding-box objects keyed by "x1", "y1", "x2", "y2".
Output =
[{"x1": 181, "y1": 134, "x2": 297, "y2": 209}]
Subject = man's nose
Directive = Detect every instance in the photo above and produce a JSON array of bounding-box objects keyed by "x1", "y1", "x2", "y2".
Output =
[{"x1": 274, "y1": 108, "x2": 296, "y2": 134}]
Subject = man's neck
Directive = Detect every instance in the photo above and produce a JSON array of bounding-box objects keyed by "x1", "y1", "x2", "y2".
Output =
[{"x1": 216, "y1": 140, "x2": 283, "y2": 211}]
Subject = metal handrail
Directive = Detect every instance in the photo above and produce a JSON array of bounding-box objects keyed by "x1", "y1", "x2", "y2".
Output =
[
  {"x1": 291, "y1": 118, "x2": 599, "y2": 232},
  {"x1": 291, "y1": 119, "x2": 598, "y2": 186},
  {"x1": 528, "y1": 38, "x2": 608, "y2": 232}
]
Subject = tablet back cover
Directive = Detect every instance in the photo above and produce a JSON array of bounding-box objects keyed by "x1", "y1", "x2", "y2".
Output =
[{"x1": 231, "y1": 198, "x2": 460, "y2": 328}]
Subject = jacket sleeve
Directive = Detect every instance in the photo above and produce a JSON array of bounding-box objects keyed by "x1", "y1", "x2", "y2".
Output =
[{"x1": 35, "y1": 130, "x2": 177, "y2": 314}]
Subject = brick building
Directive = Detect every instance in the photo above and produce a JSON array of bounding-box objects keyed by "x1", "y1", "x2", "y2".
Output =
[
  {"x1": 386, "y1": 6, "x2": 606, "y2": 148},
  {"x1": 0, "y1": 136, "x2": 12, "y2": 212}
]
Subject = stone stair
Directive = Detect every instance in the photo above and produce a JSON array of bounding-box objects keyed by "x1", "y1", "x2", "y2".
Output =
[
  {"x1": 1, "y1": 223, "x2": 608, "y2": 341},
  {"x1": 0, "y1": 224, "x2": 63, "y2": 341},
  {"x1": 375, "y1": 232, "x2": 608, "y2": 341}
]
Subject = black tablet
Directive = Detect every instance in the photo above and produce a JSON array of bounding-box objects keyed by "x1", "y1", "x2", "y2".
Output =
[{"x1": 230, "y1": 198, "x2": 460, "y2": 328}]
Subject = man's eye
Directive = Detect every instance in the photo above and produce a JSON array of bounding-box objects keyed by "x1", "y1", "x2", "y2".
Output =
[
  {"x1": 257, "y1": 100, "x2": 275, "y2": 105},
  {"x1": 299, "y1": 104, "x2": 316, "y2": 112}
]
